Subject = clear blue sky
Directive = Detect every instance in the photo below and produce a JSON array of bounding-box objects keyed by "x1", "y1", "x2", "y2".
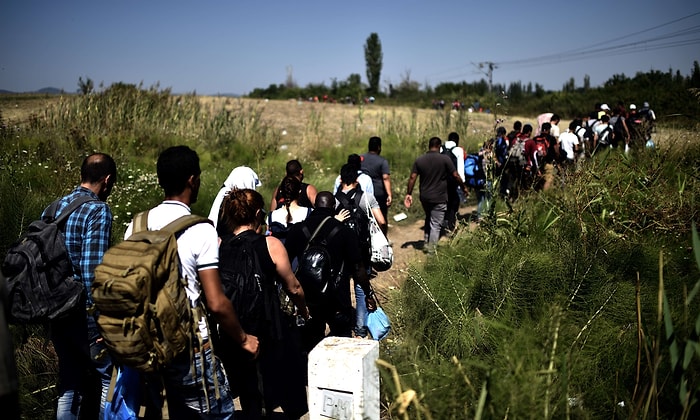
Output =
[{"x1": 1, "y1": 1, "x2": 698, "y2": 96}]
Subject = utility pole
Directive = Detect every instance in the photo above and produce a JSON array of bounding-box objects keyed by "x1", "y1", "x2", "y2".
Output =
[{"x1": 475, "y1": 61, "x2": 498, "y2": 92}]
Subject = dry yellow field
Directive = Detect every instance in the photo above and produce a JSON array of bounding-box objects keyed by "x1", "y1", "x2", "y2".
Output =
[{"x1": 0, "y1": 94, "x2": 513, "y2": 141}]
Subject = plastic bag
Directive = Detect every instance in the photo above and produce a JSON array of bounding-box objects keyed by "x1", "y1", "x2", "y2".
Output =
[
  {"x1": 366, "y1": 204, "x2": 393, "y2": 271},
  {"x1": 104, "y1": 366, "x2": 140, "y2": 420},
  {"x1": 367, "y1": 307, "x2": 391, "y2": 341}
]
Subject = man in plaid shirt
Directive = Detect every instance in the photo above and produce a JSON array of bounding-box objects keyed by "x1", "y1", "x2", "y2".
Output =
[{"x1": 44, "y1": 153, "x2": 117, "y2": 420}]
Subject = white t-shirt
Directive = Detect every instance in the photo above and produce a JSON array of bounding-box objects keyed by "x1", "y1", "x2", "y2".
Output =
[
  {"x1": 269, "y1": 204, "x2": 312, "y2": 227},
  {"x1": 550, "y1": 124, "x2": 560, "y2": 140},
  {"x1": 558, "y1": 130, "x2": 580, "y2": 160},
  {"x1": 595, "y1": 123, "x2": 612, "y2": 144},
  {"x1": 124, "y1": 200, "x2": 219, "y2": 339},
  {"x1": 333, "y1": 171, "x2": 374, "y2": 195},
  {"x1": 444, "y1": 141, "x2": 465, "y2": 182}
]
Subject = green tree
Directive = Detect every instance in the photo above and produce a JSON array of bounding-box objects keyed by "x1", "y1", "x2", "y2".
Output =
[
  {"x1": 77, "y1": 76, "x2": 93, "y2": 95},
  {"x1": 364, "y1": 33, "x2": 383, "y2": 96}
]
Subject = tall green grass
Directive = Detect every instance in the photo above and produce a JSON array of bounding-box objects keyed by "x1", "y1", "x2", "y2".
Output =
[{"x1": 380, "y1": 134, "x2": 700, "y2": 418}]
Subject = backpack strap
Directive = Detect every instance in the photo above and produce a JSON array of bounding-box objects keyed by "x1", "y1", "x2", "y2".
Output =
[
  {"x1": 304, "y1": 216, "x2": 332, "y2": 249},
  {"x1": 162, "y1": 214, "x2": 212, "y2": 235},
  {"x1": 47, "y1": 195, "x2": 97, "y2": 226},
  {"x1": 132, "y1": 210, "x2": 149, "y2": 234}
]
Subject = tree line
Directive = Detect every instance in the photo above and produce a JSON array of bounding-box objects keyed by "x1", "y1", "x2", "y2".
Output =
[{"x1": 247, "y1": 61, "x2": 700, "y2": 128}]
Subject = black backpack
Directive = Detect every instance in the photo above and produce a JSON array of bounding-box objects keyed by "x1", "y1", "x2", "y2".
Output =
[
  {"x1": 610, "y1": 116, "x2": 626, "y2": 145},
  {"x1": 583, "y1": 121, "x2": 596, "y2": 144},
  {"x1": 597, "y1": 125, "x2": 613, "y2": 146},
  {"x1": 295, "y1": 217, "x2": 342, "y2": 305},
  {"x1": 442, "y1": 146, "x2": 458, "y2": 172},
  {"x1": 218, "y1": 230, "x2": 281, "y2": 339},
  {"x1": 2, "y1": 196, "x2": 95, "y2": 324},
  {"x1": 335, "y1": 188, "x2": 371, "y2": 251}
]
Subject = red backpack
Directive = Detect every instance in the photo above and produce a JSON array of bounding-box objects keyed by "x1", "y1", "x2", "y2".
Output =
[{"x1": 531, "y1": 135, "x2": 549, "y2": 171}]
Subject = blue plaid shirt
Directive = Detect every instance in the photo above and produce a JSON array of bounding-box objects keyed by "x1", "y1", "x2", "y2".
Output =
[{"x1": 43, "y1": 186, "x2": 113, "y2": 306}]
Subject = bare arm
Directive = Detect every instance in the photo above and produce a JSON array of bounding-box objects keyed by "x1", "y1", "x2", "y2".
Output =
[
  {"x1": 383, "y1": 174, "x2": 392, "y2": 207},
  {"x1": 354, "y1": 262, "x2": 376, "y2": 311},
  {"x1": 306, "y1": 184, "x2": 318, "y2": 208},
  {"x1": 452, "y1": 170, "x2": 468, "y2": 196},
  {"x1": 371, "y1": 206, "x2": 386, "y2": 229},
  {"x1": 266, "y1": 236, "x2": 309, "y2": 319},
  {"x1": 199, "y1": 269, "x2": 259, "y2": 356},
  {"x1": 404, "y1": 172, "x2": 418, "y2": 208},
  {"x1": 269, "y1": 185, "x2": 280, "y2": 214}
]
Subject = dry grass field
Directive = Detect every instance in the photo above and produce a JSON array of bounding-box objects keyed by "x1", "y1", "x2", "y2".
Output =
[{"x1": 1, "y1": 94, "x2": 510, "y2": 146}]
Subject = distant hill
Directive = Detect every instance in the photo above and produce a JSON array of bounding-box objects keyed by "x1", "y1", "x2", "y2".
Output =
[
  {"x1": 0, "y1": 87, "x2": 66, "y2": 95},
  {"x1": 36, "y1": 87, "x2": 65, "y2": 94}
]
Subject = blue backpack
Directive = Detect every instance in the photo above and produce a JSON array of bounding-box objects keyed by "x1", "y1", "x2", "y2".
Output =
[{"x1": 464, "y1": 154, "x2": 486, "y2": 188}]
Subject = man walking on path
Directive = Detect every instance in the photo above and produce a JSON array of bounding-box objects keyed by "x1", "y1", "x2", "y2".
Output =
[
  {"x1": 404, "y1": 137, "x2": 468, "y2": 252},
  {"x1": 361, "y1": 136, "x2": 392, "y2": 229},
  {"x1": 125, "y1": 145, "x2": 259, "y2": 419},
  {"x1": 49, "y1": 153, "x2": 117, "y2": 419}
]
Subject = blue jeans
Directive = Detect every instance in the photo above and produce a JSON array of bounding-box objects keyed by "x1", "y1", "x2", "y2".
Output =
[
  {"x1": 354, "y1": 282, "x2": 369, "y2": 337},
  {"x1": 52, "y1": 308, "x2": 113, "y2": 420},
  {"x1": 160, "y1": 346, "x2": 234, "y2": 420}
]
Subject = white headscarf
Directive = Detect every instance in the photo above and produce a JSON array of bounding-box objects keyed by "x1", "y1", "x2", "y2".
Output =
[{"x1": 207, "y1": 166, "x2": 261, "y2": 226}]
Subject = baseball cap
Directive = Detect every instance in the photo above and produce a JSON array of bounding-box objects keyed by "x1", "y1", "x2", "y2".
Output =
[
  {"x1": 600, "y1": 104, "x2": 610, "y2": 111},
  {"x1": 629, "y1": 104, "x2": 637, "y2": 110}
]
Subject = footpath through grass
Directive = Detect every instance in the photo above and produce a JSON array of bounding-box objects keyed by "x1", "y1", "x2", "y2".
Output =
[{"x1": 2, "y1": 90, "x2": 699, "y2": 419}]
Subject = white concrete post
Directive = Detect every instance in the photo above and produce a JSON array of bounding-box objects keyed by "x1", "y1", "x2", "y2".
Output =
[{"x1": 307, "y1": 336, "x2": 380, "y2": 420}]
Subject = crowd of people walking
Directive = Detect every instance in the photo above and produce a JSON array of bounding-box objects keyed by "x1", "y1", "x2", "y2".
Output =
[{"x1": 1, "y1": 99, "x2": 657, "y2": 419}]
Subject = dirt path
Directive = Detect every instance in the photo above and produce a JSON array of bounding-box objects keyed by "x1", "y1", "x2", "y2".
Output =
[{"x1": 368, "y1": 203, "x2": 478, "y2": 304}]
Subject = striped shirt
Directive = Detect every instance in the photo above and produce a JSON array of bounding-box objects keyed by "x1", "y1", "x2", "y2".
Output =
[{"x1": 43, "y1": 186, "x2": 112, "y2": 306}]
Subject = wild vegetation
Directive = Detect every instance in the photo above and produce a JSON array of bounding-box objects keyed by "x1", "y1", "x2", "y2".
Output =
[
  {"x1": 382, "y1": 142, "x2": 700, "y2": 418},
  {"x1": 1, "y1": 80, "x2": 699, "y2": 419}
]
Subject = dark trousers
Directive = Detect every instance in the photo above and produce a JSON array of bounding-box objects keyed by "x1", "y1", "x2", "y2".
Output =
[{"x1": 444, "y1": 188, "x2": 460, "y2": 232}]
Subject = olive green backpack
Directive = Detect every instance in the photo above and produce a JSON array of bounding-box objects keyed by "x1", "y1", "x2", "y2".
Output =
[{"x1": 92, "y1": 211, "x2": 211, "y2": 373}]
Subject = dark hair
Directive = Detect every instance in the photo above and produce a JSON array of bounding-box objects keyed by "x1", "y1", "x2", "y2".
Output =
[
  {"x1": 569, "y1": 120, "x2": 579, "y2": 131},
  {"x1": 368, "y1": 136, "x2": 381, "y2": 152},
  {"x1": 314, "y1": 191, "x2": 335, "y2": 209},
  {"x1": 542, "y1": 122, "x2": 552, "y2": 131},
  {"x1": 279, "y1": 175, "x2": 302, "y2": 223},
  {"x1": 513, "y1": 121, "x2": 522, "y2": 131},
  {"x1": 522, "y1": 124, "x2": 533, "y2": 135},
  {"x1": 448, "y1": 132, "x2": 460, "y2": 145},
  {"x1": 157, "y1": 146, "x2": 200, "y2": 196},
  {"x1": 285, "y1": 159, "x2": 302, "y2": 176},
  {"x1": 81, "y1": 153, "x2": 117, "y2": 184},
  {"x1": 496, "y1": 126, "x2": 506, "y2": 136},
  {"x1": 222, "y1": 188, "x2": 265, "y2": 232},
  {"x1": 340, "y1": 163, "x2": 359, "y2": 185},
  {"x1": 550, "y1": 114, "x2": 560, "y2": 123},
  {"x1": 601, "y1": 114, "x2": 610, "y2": 123},
  {"x1": 347, "y1": 154, "x2": 362, "y2": 170},
  {"x1": 428, "y1": 136, "x2": 442, "y2": 149}
]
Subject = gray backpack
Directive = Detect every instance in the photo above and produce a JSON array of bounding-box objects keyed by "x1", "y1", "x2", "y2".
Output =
[{"x1": 2, "y1": 196, "x2": 95, "y2": 323}]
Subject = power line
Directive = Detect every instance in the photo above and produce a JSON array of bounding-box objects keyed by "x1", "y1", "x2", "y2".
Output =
[
  {"x1": 499, "y1": 10, "x2": 700, "y2": 67},
  {"x1": 429, "y1": 10, "x2": 700, "y2": 84}
]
